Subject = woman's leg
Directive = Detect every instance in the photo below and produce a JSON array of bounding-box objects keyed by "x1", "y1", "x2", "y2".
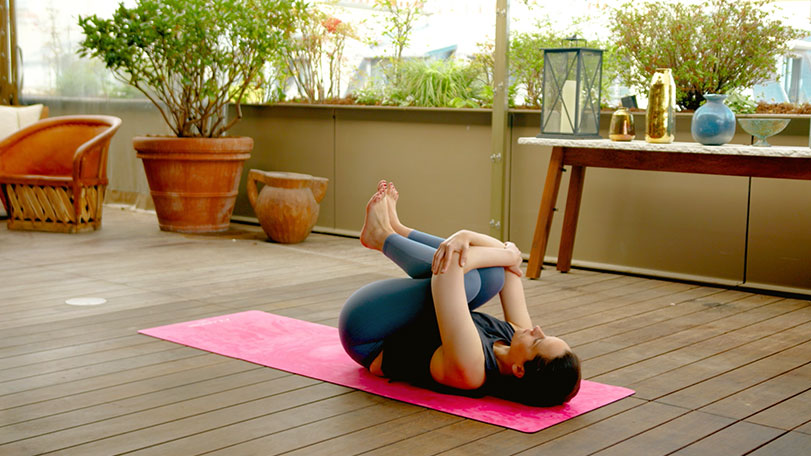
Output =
[
  {"x1": 339, "y1": 277, "x2": 432, "y2": 367},
  {"x1": 345, "y1": 184, "x2": 504, "y2": 368}
]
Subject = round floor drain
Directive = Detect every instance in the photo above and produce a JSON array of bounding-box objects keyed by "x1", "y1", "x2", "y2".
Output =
[{"x1": 65, "y1": 297, "x2": 107, "y2": 306}]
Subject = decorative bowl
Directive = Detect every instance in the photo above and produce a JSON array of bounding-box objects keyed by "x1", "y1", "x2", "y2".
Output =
[{"x1": 736, "y1": 118, "x2": 790, "y2": 147}]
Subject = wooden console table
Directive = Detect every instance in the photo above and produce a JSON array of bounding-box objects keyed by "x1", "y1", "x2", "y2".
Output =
[{"x1": 517, "y1": 138, "x2": 811, "y2": 279}]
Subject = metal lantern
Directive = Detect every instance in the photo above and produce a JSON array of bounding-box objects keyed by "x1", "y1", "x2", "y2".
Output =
[{"x1": 538, "y1": 38, "x2": 603, "y2": 139}]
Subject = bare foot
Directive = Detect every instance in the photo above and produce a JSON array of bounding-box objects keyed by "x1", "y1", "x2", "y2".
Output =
[
  {"x1": 385, "y1": 181, "x2": 412, "y2": 237},
  {"x1": 360, "y1": 189, "x2": 395, "y2": 250}
]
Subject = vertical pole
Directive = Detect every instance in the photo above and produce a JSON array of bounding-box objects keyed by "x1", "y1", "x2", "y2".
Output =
[
  {"x1": 0, "y1": 0, "x2": 18, "y2": 105},
  {"x1": 0, "y1": 0, "x2": 10, "y2": 104},
  {"x1": 490, "y1": 0, "x2": 510, "y2": 240}
]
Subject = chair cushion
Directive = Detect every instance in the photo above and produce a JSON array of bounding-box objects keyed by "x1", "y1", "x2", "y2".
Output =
[
  {"x1": 16, "y1": 104, "x2": 44, "y2": 129},
  {"x1": 0, "y1": 104, "x2": 44, "y2": 140},
  {"x1": 0, "y1": 106, "x2": 18, "y2": 139}
]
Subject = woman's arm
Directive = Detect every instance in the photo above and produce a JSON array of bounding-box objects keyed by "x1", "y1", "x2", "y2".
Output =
[
  {"x1": 499, "y1": 265, "x2": 533, "y2": 329},
  {"x1": 428, "y1": 244, "x2": 523, "y2": 390},
  {"x1": 429, "y1": 251, "x2": 487, "y2": 389},
  {"x1": 432, "y1": 230, "x2": 515, "y2": 274}
]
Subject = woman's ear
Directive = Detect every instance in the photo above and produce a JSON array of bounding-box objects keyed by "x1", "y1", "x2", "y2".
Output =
[{"x1": 511, "y1": 363, "x2": 525, "y2": 378}]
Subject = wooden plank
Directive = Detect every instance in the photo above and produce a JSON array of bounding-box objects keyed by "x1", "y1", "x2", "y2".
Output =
[
  {"x1": 559, "y1": 286, "x2": 731, "y2": 346},
  {"x1": 581, "y1": 293, "x2": 784, "y2": 375},
  {"x1": 655, "y1": 339, "x2": 811, "y2": 409},
  {"x1": 0, "y1": 357, "x2": 249, "y2": 426},
  {"x1": 700, "y1": 364, "x2": 811, "y2": 421},
  {"x1": 668, "y1": 421, "x2": 783, "y2": 456},
  {"x1": 748, "y1": 431, "x2": 811, "y2": 456},
  {"x1": 1, "y1": 208, "x2": 809, "y2": 455},
  {"x1": 0, "y1": 302, "x2": 230, "y2": 357},
  {"x1": 0, "y1": 363, "x2": 271, "y2": 443},
  {"x1": 589, "y1": 410, "x2": 734, "y2": 456},
  {"x1": 281, "y1": 410, "x2": 462, "y2": 456},
  {"x1": 437, "y1": 397, "x2": 645, "y2": 456},
  {"x1": 562, "y1": 146, "x2": 811, "y2": 180},
  {"x1": 359, "y1": 419, "x2": 503, "y2": 456},
  {"x1": 0, "y1": 376, "x2": 338, "y2": 455},
  {"x1": 745, "y1": 388, "x2": 811, "y2": 431},
  {"x1": 176, "y1": 397, "x2": 423, "y2": 456},
  {"x1": 0, "y1": 351, "x2": 209, "y2": 410},
  {"x1": 511, "y1": 401, "x2": 687, "y2": 455},
  {"x1": 0, "y1": 340, "x2": 170, "y2": 382},
  {"x1": 591, "y1": 301, "x2": 810, "y2": 387},
  {"x1": 608, "y1": 309, "x2": 811, "y2": 399}
]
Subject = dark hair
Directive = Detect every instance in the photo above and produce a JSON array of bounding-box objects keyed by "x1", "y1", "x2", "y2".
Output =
[{"x1": 497, "y1": 350, "x2": 581, "y2": 407}]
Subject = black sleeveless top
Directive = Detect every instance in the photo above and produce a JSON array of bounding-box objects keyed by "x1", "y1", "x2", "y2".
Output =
[{"x1": 381, "y1": 310, "x2": 515, "y2": 396}]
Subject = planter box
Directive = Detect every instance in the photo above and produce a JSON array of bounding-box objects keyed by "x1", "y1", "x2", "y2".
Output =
[{"x1": 28, "y1": 97, "x2": 811, "y2": 294}]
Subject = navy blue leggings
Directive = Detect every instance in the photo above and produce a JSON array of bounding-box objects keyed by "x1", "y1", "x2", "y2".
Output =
[{"x1": 338, "y1": 230, "x2": 505, "y2": 368}]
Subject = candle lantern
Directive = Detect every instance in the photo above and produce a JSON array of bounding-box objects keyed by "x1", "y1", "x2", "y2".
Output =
[{"x1": 538, "y1": 37, "x2": 603, "y2": 139}]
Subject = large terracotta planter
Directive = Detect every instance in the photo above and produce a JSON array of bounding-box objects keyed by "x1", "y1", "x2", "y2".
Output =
[{"x1": 133, "y1": 136, "x2": 253, "y2": 233}]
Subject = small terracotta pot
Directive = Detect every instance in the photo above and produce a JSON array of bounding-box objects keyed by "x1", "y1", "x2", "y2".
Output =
[
  {"x1": 247, "y1": 169, "x2": 328, "y2": 243},
  {"x1": 133, "y1": 136, "x2": 253, "y2": 233}
]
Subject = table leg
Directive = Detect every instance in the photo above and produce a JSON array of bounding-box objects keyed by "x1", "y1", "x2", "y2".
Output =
[
  {"x1": 527, "y1": 147, "x2": 564, "y2": 279},
  {"x1": 557, "y1": 165, "x2": 585, "y2": 272}
]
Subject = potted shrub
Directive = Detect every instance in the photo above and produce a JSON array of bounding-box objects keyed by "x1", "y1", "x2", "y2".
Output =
[
  {"x1": 78, "y1": 0, "x2": 300, "y2": 232},
  {"x1": 611, "y1": 0, "x2": 805, "y2": 111}
]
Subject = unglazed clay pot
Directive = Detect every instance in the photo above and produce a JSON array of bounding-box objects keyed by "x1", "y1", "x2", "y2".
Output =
[
  {"x1": 134, "y1": 136, "x2": 253, "y2": 233},
  {"x1": 247, "y1": 170, "x2": 328, "y2": 243}
]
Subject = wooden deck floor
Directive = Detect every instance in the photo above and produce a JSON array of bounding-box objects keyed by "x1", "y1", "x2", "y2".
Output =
[{"x1": 1, "y1": 208, "x2": 809, "y2": 455}]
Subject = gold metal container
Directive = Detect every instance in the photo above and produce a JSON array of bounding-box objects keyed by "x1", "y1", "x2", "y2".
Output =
[
  {"x1": 646, "y1": 68, "x2": 676, "y2": 143},
  {"x1": 609, "y1": 107, "x2": 635, "y2": 141}
]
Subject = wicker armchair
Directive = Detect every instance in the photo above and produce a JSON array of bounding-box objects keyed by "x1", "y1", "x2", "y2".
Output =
[{"x1": 0, "y1": 115, "x2": 122, "y2": 233}]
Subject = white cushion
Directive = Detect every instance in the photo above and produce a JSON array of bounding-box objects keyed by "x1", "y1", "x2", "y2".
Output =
[
  {"x1": 0, "y1": 104, "x2": 44, "y2": 140},
  {"x1": 16, "y1": 104, "x2": 43, "y2": 128},
  {"x1": 0, "y1": 106, "x2": 19, "y2": 140}
]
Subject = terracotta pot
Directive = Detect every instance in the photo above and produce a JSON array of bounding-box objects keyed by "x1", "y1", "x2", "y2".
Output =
[
  {"x1": 133, "y1": 136, "x2": 253, "y2": 233},
  {"x1": 247, "y1": 169, "x2": 328, "y2": 243}
]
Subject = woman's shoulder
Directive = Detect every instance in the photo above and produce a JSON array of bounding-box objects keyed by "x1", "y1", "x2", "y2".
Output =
[{"x1": 471, "y1": 311, "x2": 515, "y2": 337}]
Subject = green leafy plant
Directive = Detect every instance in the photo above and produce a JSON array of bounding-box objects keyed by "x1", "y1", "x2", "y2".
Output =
[
  {"x1": 77, "y1": 0, "x2": 301, "y2": 137},
  {"x1": 387, "y1": 59, "x2": 487, "y2": 108},
  {"x1": 282, "y1": 2, "x2": 357, "y2": 103},
  {"x1": 611, "y1": 0, "x2": 806, "y2": 110},
  {"x1": 472, "y1": 15, "x2": 621, "y2": 109},
  {"x1": 373, "y1": 0, "x2": 425, "y2": 62},
  {"x1": 725, "y1": 91, "x2": 757, "y2": 114}
]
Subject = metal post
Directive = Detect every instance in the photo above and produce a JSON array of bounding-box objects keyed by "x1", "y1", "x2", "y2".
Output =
[
  {"x1": 490, "y1": 0, "x2": 510, "y2": 240},
  {"x1": 0, "y1": 0, "x2": 18, "y2": 105}
]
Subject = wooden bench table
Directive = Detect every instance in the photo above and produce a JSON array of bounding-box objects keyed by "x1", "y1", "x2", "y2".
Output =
[{"x1": 517, "y1": 137, "x2": 811, "y2": 279}]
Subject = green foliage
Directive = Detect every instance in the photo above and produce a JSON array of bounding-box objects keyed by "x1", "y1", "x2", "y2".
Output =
[
  {"x1": 281, "y1": 2, "x2": 357, "y2": 103},
  {"x1": 386, "y1": 59, "x2": 488, "y2": 108},
  {"x1": 611, "y1": 0, "x2": 807, "y2": 110},
  {"x1": 373, "y1": 0, "x2": 425, "y2": 62},
  {"x1": 472, "y1": 18, "x2": 620, "y2": 109},
  {"x1": 77, "y1": 0, "x2": 301, "y2": 137},
  {"x1": 725, "y1": 91, "x2": 758, "y2": 114}
]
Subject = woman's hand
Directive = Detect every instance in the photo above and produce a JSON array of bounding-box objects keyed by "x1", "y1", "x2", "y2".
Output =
[
  {"x1": 432, "y1": 230, "x2": 471, "y2": 274},
  {"x1": 504, "y1": 242, "x2": 523, "y2": 277}
]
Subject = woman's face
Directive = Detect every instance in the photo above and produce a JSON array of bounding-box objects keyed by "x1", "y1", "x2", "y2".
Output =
[{"x1": 509, "y1": 326, "x2": 570, "y2": 368}]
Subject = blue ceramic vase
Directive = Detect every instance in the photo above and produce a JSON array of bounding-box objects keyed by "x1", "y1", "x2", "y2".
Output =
[{"x1": 691, "y1": 94, "x2": 736, "y2": 145}]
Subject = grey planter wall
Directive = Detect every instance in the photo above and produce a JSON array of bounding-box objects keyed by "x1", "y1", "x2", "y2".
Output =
[{"x1": 31, "y1": 97, "x2": 811, "y2": 294}]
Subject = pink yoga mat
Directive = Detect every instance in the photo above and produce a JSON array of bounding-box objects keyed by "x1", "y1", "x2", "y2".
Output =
[{"x1": 139, "y1": 311, "x2": 634, "y2": 433}]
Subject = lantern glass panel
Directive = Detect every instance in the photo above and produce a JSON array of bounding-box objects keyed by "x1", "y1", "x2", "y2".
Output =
[
  {"x1": 542, "y1": 51, "x2": 579, "y2": 134},
  {"x1": 539, "y1": 47, "x2": 603, "y2": 139},
  {"x1": 578, "y1": 50, "x2": 603, "y2": 135}
]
